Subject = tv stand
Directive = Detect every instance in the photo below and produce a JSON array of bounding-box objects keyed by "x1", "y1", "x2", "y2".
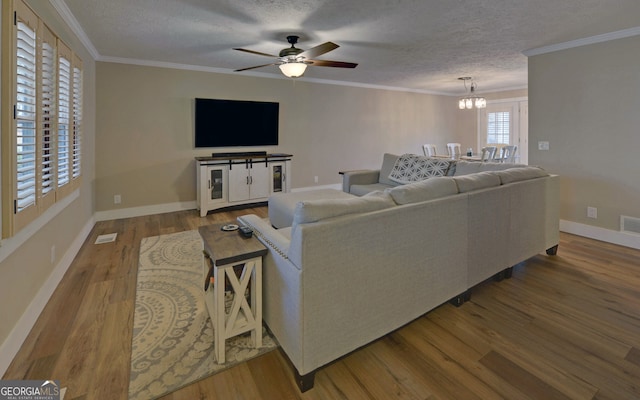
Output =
[{"x1": 195, "y1": 153, "x2": 293, "y2": 216}]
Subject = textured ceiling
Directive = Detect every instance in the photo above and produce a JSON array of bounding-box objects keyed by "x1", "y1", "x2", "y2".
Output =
[{"x1": 61, "y1": 0, "x2": 640, "y2": 94}]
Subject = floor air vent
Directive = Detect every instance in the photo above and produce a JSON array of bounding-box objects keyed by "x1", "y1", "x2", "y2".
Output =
[
  {"x1": 95, "y1": 233, "x2": 118, "y2": 244},
  {"x1": 621, "y1": 215, "x2": 640, "y2": 235}
]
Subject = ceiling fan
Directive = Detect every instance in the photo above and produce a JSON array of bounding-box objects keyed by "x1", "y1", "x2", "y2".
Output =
[{"x1": 233, "y1": 35, "x2": 358, "y2": 78}]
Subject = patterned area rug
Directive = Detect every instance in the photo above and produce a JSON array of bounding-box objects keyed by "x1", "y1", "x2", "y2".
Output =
[{"x1": 129, "y1": 230, "x2": 278, "y2": 400}]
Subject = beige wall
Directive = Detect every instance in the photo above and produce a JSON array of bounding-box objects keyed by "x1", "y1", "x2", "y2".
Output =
[
  {"x1": 0, "y1": 1, "x2": 96, "y2": 350},
  {"x1": 529, "y1": 35, "x2": 640, "y2": 231},
  {"x1": 95, "y1": 63, "x2": 461, "y2": 211}
]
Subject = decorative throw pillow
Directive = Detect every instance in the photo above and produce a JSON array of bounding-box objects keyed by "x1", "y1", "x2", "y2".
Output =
[{"x1": 388, "y1": 154, "x2": 452, "y2": 184}]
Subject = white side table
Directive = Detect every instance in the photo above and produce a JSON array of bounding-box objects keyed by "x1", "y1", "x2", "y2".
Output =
[{"x1": 199, "y1": 224, "x2": 267, "y2": 364}]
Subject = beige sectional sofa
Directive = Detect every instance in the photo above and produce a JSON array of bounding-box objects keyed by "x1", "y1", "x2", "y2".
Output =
[
  {"x1": 342, "y1": 152, "x2": 528, "y2": 195},
  {"x1": 237, "y1": 154, "x2": 559, "y2": 392}
]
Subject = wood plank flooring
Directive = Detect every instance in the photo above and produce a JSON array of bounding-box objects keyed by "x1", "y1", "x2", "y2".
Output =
[{"x1": 3, "y1": 206, "x2": 640, "y2": 399}]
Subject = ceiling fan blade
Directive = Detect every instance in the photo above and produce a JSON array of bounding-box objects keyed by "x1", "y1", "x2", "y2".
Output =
[
  {"x1": 298, "y1": 41, "x2": 339, "y2": 59},
  {"x1": 306, "y1": 59, "x2": 358, "y2": 68},
  {"x1": 234, "y1": 63, "x2": 278, "y2": 72},
  {"x1": 233, "y1": 48, "x2": 278, "y2": 58}
]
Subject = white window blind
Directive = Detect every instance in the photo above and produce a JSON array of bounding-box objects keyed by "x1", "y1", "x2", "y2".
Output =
[
  {"x1": 2, "y1": 0, "x2": 83, "y2": 238},
  {"x1": 72, "y1": 59, "x2": 82, "y2": 179},
  {"x1": 40, "y1": 23, "x2": 56, "y2": 204},
  {"x1": 15, "y1": 20, "x2": 37, "y2": 212},
  {"x1": 57, "y1": 54, "x2": 71, "y2": 188},
  {"x1": 487, "y1": 111, "x2": 510, "y2": 145}
]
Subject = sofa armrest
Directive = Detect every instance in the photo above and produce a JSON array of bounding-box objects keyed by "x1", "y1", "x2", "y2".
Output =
[
  {"x1": 341, "y1": 170, "x2": 381, "y2": 193},
  {"x1": 237, "y1": 214, "x2": 291, "y2": 260}
]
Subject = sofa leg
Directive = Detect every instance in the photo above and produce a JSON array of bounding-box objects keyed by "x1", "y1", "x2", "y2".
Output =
[
  {"x1": 449, "y1": 290, "x2": 471, "y2": 307},
  {"x1": 546, "y1": 244, "x2": 559, "y2": 256},
  {"x1": 504, "y1": 267, "x2": 513, "y2": 279},
  {"x1": 295, "y1": 369, "x2": 316, "y2": 392}
]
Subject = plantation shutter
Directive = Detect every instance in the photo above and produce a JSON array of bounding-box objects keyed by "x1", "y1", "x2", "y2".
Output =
[
  {"x1": 57, "y1": 40, "x2": 72, "y2": 197},
  {"x1": 2, "y1": 0, "x2": 84, "y2": 238},
  {"x1": 71, "y1": 55, "x2": 82, "y2": 183},
  {"x1": 13, "y1": 2, "x2": 39, "y2": 230},
  {"x1": 487, "y1": 111, "x2": 511, "y2": 145},
  {"x1": 39, "y1": 20, "x2": 57, "y2": 210}
]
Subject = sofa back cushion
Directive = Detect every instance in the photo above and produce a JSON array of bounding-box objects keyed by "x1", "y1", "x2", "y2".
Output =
[
  {"x1": 293, "y1": 190, "x2": 396, "y2": 224},
  {"x1": 494, "y1": 166, "x2": 549, "y2": 184},
  {"x1": 379, "y1": 153, "x2": 400, "y2": 186},
  {"x1": 454, "y1": 160, "x2": 528, "y2": 176},
  {"x1": 453, "y1": 171, "x2": 501, "y2": 193},
  {"x1": 386, "y1": 177, "x2": 459, "y2": 205},
  {"x1": 388, "y1": 154, "x2": 453, "y2": 184}
]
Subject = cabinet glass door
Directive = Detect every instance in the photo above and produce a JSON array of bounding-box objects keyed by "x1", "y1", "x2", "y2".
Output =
[
  {"x1": 210, "y1": 168, "x2": 223, "y2": 200},
  {"x1": 272, "y1": 165, "x2": 283, "y2": 192}
]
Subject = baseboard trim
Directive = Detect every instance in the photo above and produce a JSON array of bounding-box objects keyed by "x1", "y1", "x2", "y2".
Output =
[
  {"x1": 0, "y1": 217, "x2": 95, "y2": 377},
  {"x1": 560, "y1": 219, "x2": 640, "y2": 250},
  {"x1": 94, "y1": 201, "x2": 197, "y2": 221}
]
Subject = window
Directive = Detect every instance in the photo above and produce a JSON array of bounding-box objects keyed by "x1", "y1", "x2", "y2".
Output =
[
  {"x1": 487, "y1": 111, "x2": 510, "y2": 145},
  {"x1": 2, "y1": 0, "x2": 83, "y2": 237}
]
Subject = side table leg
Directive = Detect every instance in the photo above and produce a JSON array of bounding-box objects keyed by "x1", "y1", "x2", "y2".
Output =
[
  {"x1": 214, "y1": 266, "x2": 226, "y2": 364},
  {"x1": 252, "y1": 258, "x2": 262, "y2": 348}
]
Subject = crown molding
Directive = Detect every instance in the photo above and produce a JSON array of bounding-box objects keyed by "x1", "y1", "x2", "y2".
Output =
[
  {"x1": 49, "y1": 0, "x2": 100, "y2": 59},
  {"x1": 523, "y1": 26, "x2": 640, "y2": 57},
  {"x1": 97, "y1": 55, "x2": 453, "y2": 96}
]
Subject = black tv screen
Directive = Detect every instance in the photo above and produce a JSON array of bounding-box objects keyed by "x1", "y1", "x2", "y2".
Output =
[{"x1": 195, "y1": 98, "x2": 279, "y2": 147}]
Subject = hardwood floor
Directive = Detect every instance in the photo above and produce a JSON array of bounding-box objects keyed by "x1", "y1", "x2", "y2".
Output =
[{"x1": 4, "y1": 207, "x2": 640, "y2": 399}]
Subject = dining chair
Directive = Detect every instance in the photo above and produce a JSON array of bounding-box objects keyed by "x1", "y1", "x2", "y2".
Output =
[
  {"x1": 480, "y1": 146, "x2": 497, "y2": 162},
  {"x1": 446, "y1": 143, "x2": 461, "y2": 158},
  {"x1": 422, "y1": 144, "x2": 437, "y2": 157},
  {"x1": 498, "y1": 145, "x2": 518, "y2": 163}
]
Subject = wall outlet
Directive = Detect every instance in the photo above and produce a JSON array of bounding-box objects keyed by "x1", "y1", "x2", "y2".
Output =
[
  {"x1": 114, "y1": 194, "x2": 122, "y2": 204},
  {"x1": 314, "y1": 176, "x2": 319, "y2": 184},
  {"x1": 538, "y1": 141, "x2": 550, "y2": 150},
  {"x1": 587, "y1": 206, "x2": 597, "y2": 219}
]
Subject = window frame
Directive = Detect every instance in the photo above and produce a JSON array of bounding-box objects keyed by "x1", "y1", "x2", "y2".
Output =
[{"x1": 1, "y1": 0, "x2": 83, "y2": 238}]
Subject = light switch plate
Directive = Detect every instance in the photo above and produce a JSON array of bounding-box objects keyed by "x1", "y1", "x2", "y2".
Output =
[{"x1": 538, "y1": 141, "x2": 550, "y2": 151}]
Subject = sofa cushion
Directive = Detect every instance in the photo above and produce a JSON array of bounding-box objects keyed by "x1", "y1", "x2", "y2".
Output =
[
  {"x1": 388, "y1": 154, "x2": 452, "y2": 184},
  {"x1": 269, "y1": 189, "x2": 356, "y2": 229},
  {"x1": 495, "y1": 166, "x2": 549, "y2": 184},
  {"x1": 379, "y1": 153, "x2": 400, "y2": 186},
  {"x1": 453, "y1": 171, "x2": 501, "y2": 193},
  {"x1": 454, "y1": 160, "x2": 528, "y2": 176},
  {"x1": 386, "y1": 177, "x2": 459, "y2": 205},
  {"x1": 293, "y1": 190, "x2": 396, "y2": 224},
  {"x1": 350, "y1": 182, "x2": 395, "y2": 196}
]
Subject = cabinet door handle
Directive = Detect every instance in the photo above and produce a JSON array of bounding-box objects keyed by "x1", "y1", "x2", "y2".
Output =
[
  {"x1": 246, "y1": 176, "x2": 250, "y2": 185},
  {"x1": 208, "y1": 180, "x2": 211, "y2": 189}
]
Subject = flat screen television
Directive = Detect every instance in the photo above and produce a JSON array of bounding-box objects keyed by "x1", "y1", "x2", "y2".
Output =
[{"x1": 194, "y1": 98, "x2": 279, "y2": 147}]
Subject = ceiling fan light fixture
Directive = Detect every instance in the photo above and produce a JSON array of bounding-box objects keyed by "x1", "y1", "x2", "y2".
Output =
[{"x1": 279, "y1": 62, "x2": 307, "y2": 78}]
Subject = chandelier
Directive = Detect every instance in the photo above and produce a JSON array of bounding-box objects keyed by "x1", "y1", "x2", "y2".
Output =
[{"x1": 457, "y1": 77, "x2": 486, "y2": 109}]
